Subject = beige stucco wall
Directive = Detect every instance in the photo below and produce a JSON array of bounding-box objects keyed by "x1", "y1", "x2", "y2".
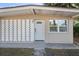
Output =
[
  {"x1": 45, "y1": 19, "x2": 73, "y2": 44},
  {"x1": 0, "y1": 14, "x2": 73, "y2": 44},
  {"x1": 0, "y1": 14, "x2": 70, "y2": 20}
]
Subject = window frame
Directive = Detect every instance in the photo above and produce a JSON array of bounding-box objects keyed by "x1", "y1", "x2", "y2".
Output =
[{"x1": 48, "y1": 19, "x2": 68, "y2": 33}]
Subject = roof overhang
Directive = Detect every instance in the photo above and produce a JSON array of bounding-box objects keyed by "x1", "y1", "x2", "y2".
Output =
[{"x1": 0, "y1": 6, "x2": 79, "y2": 18}]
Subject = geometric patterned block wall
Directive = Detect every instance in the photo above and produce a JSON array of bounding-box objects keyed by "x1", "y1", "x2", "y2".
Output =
[{"x1": 0, "y1": 19, "x2": 34, "y2": 42}]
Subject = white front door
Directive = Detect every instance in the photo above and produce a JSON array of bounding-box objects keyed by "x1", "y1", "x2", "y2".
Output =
[{"x1": 35, "y1": 20, "x2": 45, "y2": 41}]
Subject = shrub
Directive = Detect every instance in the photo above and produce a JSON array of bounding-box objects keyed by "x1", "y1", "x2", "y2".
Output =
[{"x1": 74, "y1": 23, "x2": 79, "y2": 37}]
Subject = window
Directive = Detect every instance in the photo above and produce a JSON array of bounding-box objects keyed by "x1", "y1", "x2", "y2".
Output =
[
  {"x1": 49, "y1": 20, "x2": 68, "y2": 32},
  {"x1": 49, "y1": 20, "x2": 57, "y2": 32}
]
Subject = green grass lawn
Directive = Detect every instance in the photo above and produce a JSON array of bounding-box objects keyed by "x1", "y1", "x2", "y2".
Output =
[
  {"x1": 45, "y1": 48, "x2": 79, "y2": 56},
  {"x1": 1, "y1": 48, "x2": 79, "y2": 56},
  {"x1": 0, "y1": 48, "x2": 34, "y2": 56}
]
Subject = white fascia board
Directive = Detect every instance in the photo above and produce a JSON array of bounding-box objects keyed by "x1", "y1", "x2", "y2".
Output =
[
  {"x1": 0, "y1": 6, "x2": 79, "y2": 16},
  {"x1": 29, "y1": 6, "x2": 79, "y2": 13},
  {"x1": 72, "y1": 14, "x2": 79, "y2": 18},
  {"x1": 0, "y1": 6, "x2": 31, "y2": 13},
  {"x1": 0, "y1": 6, "x2": 79, "y2": 13}
]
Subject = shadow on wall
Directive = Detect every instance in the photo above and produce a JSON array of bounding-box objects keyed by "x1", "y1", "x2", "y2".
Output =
[{"x1": 73, "y1": 22, "x2": 79, "y2": 43}]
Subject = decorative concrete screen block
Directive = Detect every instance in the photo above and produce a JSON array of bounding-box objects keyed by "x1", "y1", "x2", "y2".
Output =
[
  {"x1": 0, "y1": 19, "x2": 34, "y2": 42},
  {"x1": 14, "y1": 20, "x2": 17, "y2": 42},
  {"x1": 9, "y1": 20, "x2": 13, "y2": 42},
  {"x1": 5, "y1": 20, "x2": 9, "y2": 42},
  {"x1": 26, "y1": 20, "x2": 30, "y2": 41},
  {"x1": 1, "y1": 20, "x2": 5, "y2": 42},
  {"x1": 17, "y1": 19, "x2": 22, "y2": 42},
  {"x1": 30, "y1": 20, "x2": 34, "y2": 41},
  {"x1": 21, "y1": 19, "x2": 26, "y2": 41}
]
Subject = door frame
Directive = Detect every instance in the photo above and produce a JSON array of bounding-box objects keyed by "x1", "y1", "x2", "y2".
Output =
[{"x1": 34, "y1": 20, "x2": 45, "y2": 41}]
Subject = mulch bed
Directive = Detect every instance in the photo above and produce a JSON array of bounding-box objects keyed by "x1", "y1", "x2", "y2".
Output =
[
  {"x1": 45, "y1": 48, "x2": 79, "y2": 56},
  {"x1": 0, "y1": 48, "x2": 34, "y2": 56},
  {"x1": 74, "y1": 36, "x2": 79, "y2": 43}
]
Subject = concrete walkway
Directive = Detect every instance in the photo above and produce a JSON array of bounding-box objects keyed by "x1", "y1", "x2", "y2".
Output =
[
  {"x1": 46, "y1": 43, "x2": 79, "y2": 49},
  {"x1": 33, "y1": 41, "x2": 45, "y2": 56},
  {"x1": 0, "y1": 41, "x2": 79, "y2": 49},
  {"x1": 33, "y1": 41, "x2": 79, "y2": 56},
  {"x1": 0, "y1": 41, "x2": 79, "y2": 56},
  {"x1": 33, "y1": 48, "x2": 45, "y2": 56}
]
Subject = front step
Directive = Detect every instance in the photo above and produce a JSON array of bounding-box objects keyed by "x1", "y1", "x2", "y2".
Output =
[
  {"x1": 33, "y1": 41, "x2": 45, "y2": 56},
  {"x1": 34, "y1": 41, "x2": 45, "y2": 48}
]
